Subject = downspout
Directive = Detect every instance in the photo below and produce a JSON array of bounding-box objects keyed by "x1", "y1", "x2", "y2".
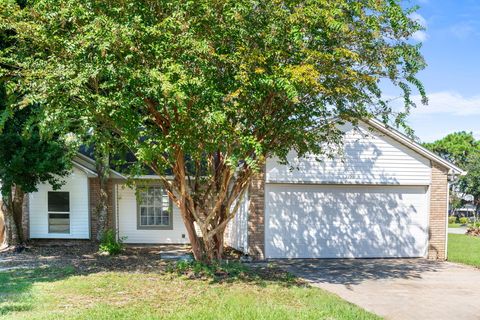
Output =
[
  {"x1": 115, "y1": 184, "x2": 120, "y2": 241},
  {"x1": 445, "y1": 181, "x2": 450, "y2": 260}
]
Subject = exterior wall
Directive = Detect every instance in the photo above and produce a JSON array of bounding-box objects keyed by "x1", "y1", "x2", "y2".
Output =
[
  {"x1": 116, "y1": 185, "x2": 189, "y2": 244},
  {"x1": 225, "y1": 191, "x2": 249, "y2": 252},
  {"x1": 266, "y1": 123, "x2": 432, "y2": 185},
  {"x1": 428, "y1": 163, "x2": 449, "y2": 260},
  {"x1": 247, "y1": 169, "x2": 265, "y2": 260},
  {"x1": 88, "y1": 178, "x2": 115, "y2": 241},
  {"x1": 29, "y1": 167, "x2": 90, "y2": 239}
]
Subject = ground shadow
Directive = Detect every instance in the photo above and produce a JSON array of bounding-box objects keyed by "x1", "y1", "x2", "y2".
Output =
[{"x1": 273, "y1": 258, "x2": 445, "y2": 286}]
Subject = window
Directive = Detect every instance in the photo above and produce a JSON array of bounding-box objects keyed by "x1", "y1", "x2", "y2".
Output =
[
  {"x1": 48, "y1": 191, "x2": 70, "y2": 233},
  {"x1": 137, "y1": 186, "x2": 172, "y2": 229}
]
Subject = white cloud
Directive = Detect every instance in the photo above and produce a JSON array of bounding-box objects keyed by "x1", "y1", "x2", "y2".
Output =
[
  {"x1": 412, "y1": 30, "x2": 428, "y2": 42},
  {"x1": 409, "y1": 13, "x2": 428, "y2": 42},
  {"x1": 410, "y1": 91, "x2": 480, "y2": 116},
  {"x1": 449, "y1": 22, "x2": 477, "y2": 39}
]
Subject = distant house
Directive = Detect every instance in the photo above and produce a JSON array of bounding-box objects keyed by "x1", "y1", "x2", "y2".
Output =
[
  {"x1": 452, "y1": 203, "x2": 477, "y2": 218},
  {"x1": 22, "y1": 119, "x2": 463, "y2": 260}
]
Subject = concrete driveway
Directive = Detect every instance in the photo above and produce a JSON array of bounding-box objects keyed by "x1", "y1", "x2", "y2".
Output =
[{"x1": 275, "y1": 259, "x2": 480, "y2": 320}]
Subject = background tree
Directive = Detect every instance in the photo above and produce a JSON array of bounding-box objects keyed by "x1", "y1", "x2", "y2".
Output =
[
  {"x1": 424, "y1": 132, "x2": 479, "y2": 168},
  {"x1": 1, "y1": 0, "x2": 426, "y2": 261},
  {"x1": 458, "y1": 153, "x2": 480, "y2": 214},
  {"x1": 0, "y1": 84, "x2": 75, "y2": 246},
  {"x1": 424, "y1": 132, "x2": 480, "y2": 215}
]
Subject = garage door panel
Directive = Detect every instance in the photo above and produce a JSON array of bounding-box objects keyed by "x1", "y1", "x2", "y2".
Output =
[{"x1": 265, "y1": 185, "x2": 429, "y2": 258}]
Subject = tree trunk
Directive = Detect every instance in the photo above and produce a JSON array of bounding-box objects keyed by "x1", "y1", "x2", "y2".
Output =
[
  {"x1": 2, "y1": 187, "x2": 24, "y2": 247},
  {"x1": 161, "y1": 148, "x2": 253, "y2": 264},
  {"x1": 12, "y1": 186, "x2": 25, "y2": 242},
  {"x1": 178, "y1": 197, "x2": 240, "y2": 263},
  {"x1": 95, "y1": 151, "x2": 110, "y2": 242}
]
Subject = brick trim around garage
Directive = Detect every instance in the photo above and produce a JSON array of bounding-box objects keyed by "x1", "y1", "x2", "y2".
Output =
[
  {"x1": 428, "y1": 162, "x2": 448, "y2": 260},
  {"x1": 247, "y1": 168, "x2": 265, "y2": 260}
]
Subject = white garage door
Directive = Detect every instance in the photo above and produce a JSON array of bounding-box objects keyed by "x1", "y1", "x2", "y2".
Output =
[{"x1": 265, "y1": 184, "x2": 429, "y2": 259}]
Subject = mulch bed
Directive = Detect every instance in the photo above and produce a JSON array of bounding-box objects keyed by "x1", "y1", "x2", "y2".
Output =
[
  {"x1": 466, "y1": 227, "x2": 480, "y2": 237},
  {"x1": 0, "y1": 244, "x2": 171, "y2": 274}
]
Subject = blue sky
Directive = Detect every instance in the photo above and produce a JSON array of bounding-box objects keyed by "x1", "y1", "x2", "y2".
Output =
[{"x1": 389, "y1": 0, "x2": 480, "y2": 142}]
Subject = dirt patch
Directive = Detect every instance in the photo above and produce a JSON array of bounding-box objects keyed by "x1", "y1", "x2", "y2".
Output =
[{"x1": 0, "y1": 244, "x2": 190, "y2": 273}]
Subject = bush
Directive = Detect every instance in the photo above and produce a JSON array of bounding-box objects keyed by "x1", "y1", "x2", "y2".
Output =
[
  {"x1": 168, "y1": 259, "x2": 248, "y2": 280},
  {"x1": 99, "y1": 229, "x2": 125, "y2": 255},
  {"x1": 448, "y1": 216, "x2": 457, "y2": 224},
  {"x1": 459, "y1": 217, "x2": 469, "y2": 225},
  {"x1": 470, "y1": 221, "x2": 480, "y2": 228}
]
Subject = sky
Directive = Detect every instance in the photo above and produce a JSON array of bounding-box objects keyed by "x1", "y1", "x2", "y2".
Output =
[{"x1": 388, "y1": 0, "x2": 480, "y2": 143}]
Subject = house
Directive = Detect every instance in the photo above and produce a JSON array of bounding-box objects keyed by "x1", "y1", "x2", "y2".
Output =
[{"x1": 23, "y1": 119, "x2": 464, "y2": 260}]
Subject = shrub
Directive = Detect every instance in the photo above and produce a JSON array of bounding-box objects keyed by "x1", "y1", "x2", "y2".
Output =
[
  {"x1": 99, "y1": 229, "x2": 125, "y2": 255},
  {"x1": 448, "y1": 216, "x2": 457, "y2": 224},
  {"x1": 168, "y1": 259, "x2": 248, "y2": 280},
  {"x1": 459, "y1": 217, "x2": 469, "y2": 225},
  {"x1": 470, "y1": 221, "x2": 480, "y2": 228}
]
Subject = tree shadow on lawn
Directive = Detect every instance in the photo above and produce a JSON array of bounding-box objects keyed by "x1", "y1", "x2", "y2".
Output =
[
  {"x1": 167, "y1": 259, "x2": 308, "y2": 288},
  {"x1": 0, "y1": 266, "x2": 76, "y2": 316},
  {"x1": 0, "y1": 245, "x2": 307, "y2": 317}
]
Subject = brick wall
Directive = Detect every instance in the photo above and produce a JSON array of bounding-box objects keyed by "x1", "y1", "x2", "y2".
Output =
[
  {"x1": 247, "y1": 168, "x2": 265, "y2": 260},
  {"x1": 428, "y1": 163, "x2": 448, "y2": 260},
  {"x1": 89, "y1": 178, "x2": 115, "y2": 242}
]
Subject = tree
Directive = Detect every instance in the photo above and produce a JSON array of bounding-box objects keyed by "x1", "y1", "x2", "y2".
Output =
[
  {"x1": 459, "y1": 153, "x2": 480, "y2": 214},
  {"x1": 0, "y1": 85, "x2": 75, "y2": 246},
  {"x1": 1, "y1": 0, "x2": 426, "y2": 261},
  {"x1": 424, "y1": 132, "x2": 479, "y2": 169},
  {"x1": 424, "y1": 132, "x2": 480, "y2": 215}
]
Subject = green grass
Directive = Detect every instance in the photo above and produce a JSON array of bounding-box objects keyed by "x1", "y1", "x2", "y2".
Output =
[
  {"x1": 0, "y1": 266, "x2": 380, "y2": 320},
  {"x1": 448, "y1": 223, "x2": 462, "y2": 228},
  {"x1": 448, "y1": 234, "x2": 480, "y2": 268}
]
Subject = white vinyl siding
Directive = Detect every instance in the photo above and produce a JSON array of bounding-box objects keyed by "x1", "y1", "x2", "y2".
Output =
[
  {"x1": 225, "y1": 192, "x2": 249, "y2": 252},
  {"x1": 29, "y1": 167, "x2": 90, "y2": 239},
  {"x1": 266, "y1": 123, "x2": 432, "y2": 185},
  {"x1": 265, "y1": 184, "x2": 429, "y2": 259},
  {"x1": 117, "y1": 185, "x2": 188, "y2": 244}
]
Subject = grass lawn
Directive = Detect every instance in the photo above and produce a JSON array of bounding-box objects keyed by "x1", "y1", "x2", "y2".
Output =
[
  {"x1": 448, "y1": 223, "x2": 462, "y2": 228},
  {"x1": 0, "y1": 266, "x2": 380, "y2": 320},
  {"x1": 448, "y1": 234, "x2": 480, "y2": 268}
]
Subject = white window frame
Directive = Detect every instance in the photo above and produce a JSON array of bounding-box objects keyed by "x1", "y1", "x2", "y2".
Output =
[
  {"x1": 47, "y1": 191, "x2": 70, "y2": 234},
  {"x1": 137, "y1": 186, "x2": 173, "y2": 230}
]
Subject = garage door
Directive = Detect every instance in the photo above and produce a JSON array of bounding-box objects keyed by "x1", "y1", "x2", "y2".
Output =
[{"x1": 265, "y1": 184, "x2": 429, "y2": 259}]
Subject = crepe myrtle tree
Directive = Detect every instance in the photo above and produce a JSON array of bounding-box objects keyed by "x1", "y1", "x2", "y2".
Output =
[{"x1": 1, "y1": 0, "x2": 426, "y2": 261}]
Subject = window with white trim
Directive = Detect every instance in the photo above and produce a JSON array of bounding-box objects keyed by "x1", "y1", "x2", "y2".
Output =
[
  {"x1": 138, "y1": 186, "x2": 172, "y2": 229},
  {"x1": 48, "y1": 191, "x2": 70, "y2": 233}
]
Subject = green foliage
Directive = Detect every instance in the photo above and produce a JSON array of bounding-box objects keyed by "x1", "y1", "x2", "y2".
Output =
[
  {"x1": 424, "y1": 132, "x2": 480, "y2": 215},
  {"x1": 469, "y1": 221, "x2": 480, "y2": 228},
  {"x1": 168, "y1": 259, "x2": 299, "y2": 285},
  {"x1": 459, "y1": 217, "x2": 469, "y2": 225},
  {"x1": 459, "y1": 152, "x2": 480, "y2": 208},
  {"x1": 0, "y1": 85, "x2": 74, "y2": 196},
  {"x1": 448, "y1": 216, "x2": 457, "y2": 224},
  {"x1": 1, "y1": 0, "x2": 426, "y2": 174},
  {"x1": 99, "y1": 229, "x2": 125, "y2": 255},
  {"x1": 423, "y1": 132, "x2": 479, "y2": 168},
  {"x1": 169, "y1": 259, "x2": 248, "y2": 280},
  {"x1": 1, "y1": 0, "x2": 427, "y2": 259}
]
